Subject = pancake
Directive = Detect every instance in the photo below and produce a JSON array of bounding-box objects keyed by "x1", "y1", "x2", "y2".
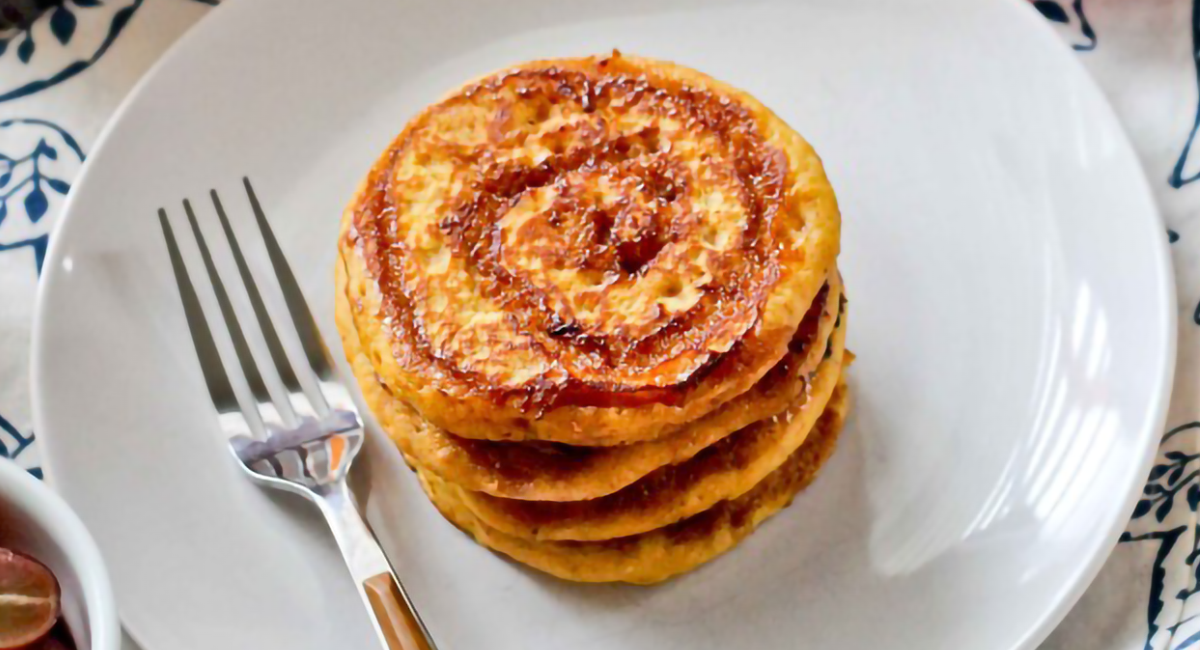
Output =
[
  {"x1": 451, "y1": 324, "x2": 848, "y2": 541},
  {"x1": 417, "y1": 379, "x2": 850, "y2": 584},
  {"x1": 339, "y1": 51, "x2": 842, "y2": 446},
  {"x1": 336, "y1": 266, "x2": 844, "y2": 501}
]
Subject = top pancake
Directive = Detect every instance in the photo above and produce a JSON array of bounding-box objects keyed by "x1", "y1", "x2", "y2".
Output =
[{"x1": 340, "y1": 51, "x2": 842, "y2": 445}]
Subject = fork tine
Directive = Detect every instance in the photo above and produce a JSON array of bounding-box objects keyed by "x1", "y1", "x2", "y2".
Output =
[
  {"x1": 211, "y1": 189, "x2": 307, "y2": 396},
  {"x1": 158, "y1": 209, "x2": 239, "y2": 412},
  {"x1": 243, "y1": 177, "x2": 335, "y2": 381},
  {"x1": 182, "y1": 199, "x2": 274, "y2": 407}
]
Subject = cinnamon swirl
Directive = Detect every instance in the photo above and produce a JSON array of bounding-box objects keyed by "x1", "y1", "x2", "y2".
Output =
[
  {"x1": 338, "y1": 52, "x2": 841, "y2": 445},
  {"x1": 335, "y1": 52, "x2": 850, "y2": 584}
]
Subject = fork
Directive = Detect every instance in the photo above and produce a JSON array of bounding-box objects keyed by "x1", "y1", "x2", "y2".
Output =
[{"x1": 157, "y1": 178, "x2": 437, "y2": 650}]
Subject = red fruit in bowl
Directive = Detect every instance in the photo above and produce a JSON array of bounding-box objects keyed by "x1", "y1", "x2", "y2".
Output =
[{"x1": 0, "y1": 547, "x2": 60, "y2": 649}]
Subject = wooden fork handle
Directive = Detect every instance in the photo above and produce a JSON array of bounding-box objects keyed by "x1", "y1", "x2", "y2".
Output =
[{"x1": 363, "y1": 572, "x2": 435, "y2": 650}]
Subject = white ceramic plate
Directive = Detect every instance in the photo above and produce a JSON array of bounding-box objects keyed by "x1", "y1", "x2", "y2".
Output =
[{"x1": 31, "y1": 0, "x2": 1175, "y2": 648}]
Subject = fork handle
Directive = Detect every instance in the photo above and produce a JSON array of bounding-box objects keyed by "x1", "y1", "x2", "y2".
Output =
[
  {"x1": 318, "y1": 482, "x2": 438, "y2": 650},
  {"x1": 364, "y1": 572, "x2": 434, "y2": 650}
]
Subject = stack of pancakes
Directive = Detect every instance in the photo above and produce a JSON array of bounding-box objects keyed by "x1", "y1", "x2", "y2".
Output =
[{"x1": 335, "y1": 53, "x2": 848, "y2": 584}]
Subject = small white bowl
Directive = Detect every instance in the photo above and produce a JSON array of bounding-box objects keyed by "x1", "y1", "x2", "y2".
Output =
[{"x1": 0, "y1": 458, "x2": 119, "y2": 650}]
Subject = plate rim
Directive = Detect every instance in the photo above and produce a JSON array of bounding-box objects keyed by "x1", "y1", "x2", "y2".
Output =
[
  {"x1": 28, "y1": 0, "x2": 1179, "y2": 648},
  {"x1": 995, "y1": 1, "x2": 1178, "y2": 645}
]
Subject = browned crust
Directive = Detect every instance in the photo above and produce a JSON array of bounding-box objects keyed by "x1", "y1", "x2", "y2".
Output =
[
  {"x1": 338, "y1": 52, "x2": 841, "y2": 445},
  {"x1": 457, "y1": 317, "x2": 848, "y2": 541},
  {"x1": 417, "y1": 380, "x2": 850, "y2": 584},
  {"x1": 336, "y1": 267, "x2": 843, "y2": 501}
]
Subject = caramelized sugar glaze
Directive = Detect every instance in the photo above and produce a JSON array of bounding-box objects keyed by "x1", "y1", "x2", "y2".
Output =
[
  {"x1": 454, "y1": 309, "x2": 849, "y2": 541},
  {"x1": 340, "y1": 53, "x2": 841, "y2": 444},
  {"x1": 335, "y1": 272, "x2": 842, "y2": 501}
]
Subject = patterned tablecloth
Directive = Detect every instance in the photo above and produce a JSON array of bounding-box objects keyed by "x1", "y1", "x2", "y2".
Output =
[{"x1": 1, "y1": 0, "x2": 1198, "y2": 647}]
